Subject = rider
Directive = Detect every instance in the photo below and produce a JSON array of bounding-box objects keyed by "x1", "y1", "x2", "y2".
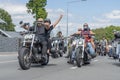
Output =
[
  {"x1": 56, "y1": 31, "x2": 64, "y2": 38},
  {"x1": 44, "y1": 14, "x2": 63, "y2": 54},
  {"x1": 56, "y1": 31, "x2": 65, "y2": 52},
  {"x1": 81, "y1": 23, "x2": 96, "y2": 58},
  {"x1": 113, "y1": 30, "x2": 120, "y2": 58},
  {"x1": 72, "y1": 23, "x2": 96, "y2": 58},
  {"x1": 21, "y1": 18, "x2": 47, "y2": 59},
  {"x1": 100, "y1": 36, "x2": 108, "y2": 56}
]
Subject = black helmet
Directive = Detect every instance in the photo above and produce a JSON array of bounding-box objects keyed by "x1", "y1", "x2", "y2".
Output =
[
  {"x1": 83, "y1": 23, "x2": 88, "y2": 27},
  {"x1": 44, "y1": 18, "x2": 51, "y2": 24},
  {"x1": 58, "y1": 31, "x2": 62, "y2": 34},
  {"x1": 19, "y1": 21, "x2": 23, "y2": 25},
  {"x1": 83, "y1": 23, "x2": 89, "y2": 31}
]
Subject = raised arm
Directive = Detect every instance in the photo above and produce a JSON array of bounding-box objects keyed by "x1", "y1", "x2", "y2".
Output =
[
  {"x1": 70, "y1": 31, "x2": 81, "y2": 36},
  {"x1": 53, "y1": 14, "x2": 63, "y2": 28}
]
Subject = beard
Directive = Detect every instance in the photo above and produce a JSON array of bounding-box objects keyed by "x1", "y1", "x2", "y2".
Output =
[{"x1": 37, "y1": 23, "x2": 44, "y2": 27}]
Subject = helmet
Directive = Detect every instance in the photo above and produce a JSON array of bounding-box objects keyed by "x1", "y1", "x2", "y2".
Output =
[
  {"x1": 44, "y1": 18, "x2": 51, "y2": 24},
  {"x1": 58, "y1": 31, "x2": 62, "y2": 34},
  {"x1": 19, "y1": 21, "x2": 23, "y2": 25},
  {"x1": 83, "y1": 23, "x2": 89, "y2": 31},
  {"x1": 83, "y1": 23, "x2": 88, "y2": 27}
]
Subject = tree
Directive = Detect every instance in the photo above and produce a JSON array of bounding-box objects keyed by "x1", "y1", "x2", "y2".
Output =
[
  {"x1": 92, "y1": 25, "x2": 120, "y2": 40},
  {"x1": 26, "y1": 0, "x2": 47, "y2": 20},
  {"x1": 0, "y1": 8, "x2": 15, "y2": 31}
]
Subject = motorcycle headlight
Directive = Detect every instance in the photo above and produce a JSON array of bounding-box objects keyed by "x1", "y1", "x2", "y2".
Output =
[
  {"x1": 73, "y1": 41, "x2": 77, "y2": 45},
  {"x1": 55, "y1": 40, "x2": 58, "y2": 43},
  {"x1": 24, "y1": 34, "x2": 33, "y2": 40},
  {"x1": 78, "y1": 41, "x2": 83, "y2": 45}
]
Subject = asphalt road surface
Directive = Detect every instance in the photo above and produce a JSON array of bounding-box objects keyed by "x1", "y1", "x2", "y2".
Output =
[{"x1": 0, "y1": 52, "x2": 120, "y2": 80}]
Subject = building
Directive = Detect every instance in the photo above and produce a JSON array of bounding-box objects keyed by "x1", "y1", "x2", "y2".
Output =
[
  {"x1": 0, "y1": 29, "x2": 22, "y2": 38},
  {"x1": 0, "y1": 29, "x2": 23, "y2": 52}
]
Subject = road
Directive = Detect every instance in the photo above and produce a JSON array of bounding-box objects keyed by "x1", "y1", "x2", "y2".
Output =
[{"x1": 0, "y1": 52, "x2": 120, "y2": 80}]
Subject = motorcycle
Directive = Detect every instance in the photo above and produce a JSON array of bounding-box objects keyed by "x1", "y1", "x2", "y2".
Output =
[
  {"x1": 113, "y1": 41, "x2": 120, "y2": 61},
  {"x1": 101, "y1": 45, "x2": 107, "y2": 56},
  {"x1": 95, "y1": 43, "x2": 102, "y2": 55},
  {"x1": 18, "y1": 22, "x2": 49, "y2": 70},
  {"x1": 68, "y1": 34, "x2": 91, "y2": 67},
  {"x1": 111, "y1": 41, "x2": 118, "y2": 59},
  {"x1": 50, "y1": 37, "x2": 64, "y2": 58},
  {"x1": 108, "y1": 44, "x2": 113, "y2": 57}
]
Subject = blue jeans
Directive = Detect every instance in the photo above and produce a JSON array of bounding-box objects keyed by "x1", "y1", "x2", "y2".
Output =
[
  {"x1": 108, "y1": 47, "x2": 112, "y2": 56},
  {"x1": 87, "y1": 42, "x2": 95, "y2": 56},
  {"x1": 72, "y1": 50, "x2": 76, "y2": 60}
]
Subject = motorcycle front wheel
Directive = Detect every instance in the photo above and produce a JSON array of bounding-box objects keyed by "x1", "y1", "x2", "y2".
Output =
[
  {"x1": 76, "y1": 47, "x2": 83, "y2": 67},
  {"x1": 41, "y1": 54, "x2": 49, "y2": 65},
  {"x1": 18, "y1": 47, "x2": 31, "y2": 70}
]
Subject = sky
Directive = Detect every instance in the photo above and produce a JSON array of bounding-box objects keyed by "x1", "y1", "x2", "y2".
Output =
[{"x1": 0, "y1": 0, "x2": 120, "y2": 36}]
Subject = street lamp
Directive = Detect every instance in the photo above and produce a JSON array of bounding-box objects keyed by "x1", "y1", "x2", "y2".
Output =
[{"x1": 66, "y1": 0, "x2": 87, "y2": 37}]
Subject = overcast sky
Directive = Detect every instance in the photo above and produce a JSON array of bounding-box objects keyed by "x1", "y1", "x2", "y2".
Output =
[{"x1": 0, "y1": 0, "x2": 120, "y2": 36}]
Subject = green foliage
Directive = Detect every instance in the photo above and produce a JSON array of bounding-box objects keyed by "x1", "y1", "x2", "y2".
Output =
[
  {"x1": 92, "y1": 25, "x2": 120, "y2": 40},
  {"x1": 0, "y1": 8, "x2": 15, "y2": 31},
  {"x1": 26, "y1": 0, "x2": 47, "y2": 20}
]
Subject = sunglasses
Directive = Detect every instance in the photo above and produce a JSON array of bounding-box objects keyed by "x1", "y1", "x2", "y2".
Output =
[{"x1": 84, "y1": 25, "x2": 88, "y2": 27}]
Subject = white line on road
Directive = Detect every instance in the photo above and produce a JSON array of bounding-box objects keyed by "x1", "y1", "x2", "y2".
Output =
[
  {"x1": 0, "y1": 54, "x2": 17, "y2": 57},
  {"x1": 93, "y1": 59, "x2": 98, "y2": 62},
  {"x1": 0, "y1": 60, "x2": 17, "y2": 64},
  {"x1": 70, "y1": 66, "x2": 78, "y2": 69},
  {"x1": 0, "y1": 54, "x2": 18, "y2": 56}
]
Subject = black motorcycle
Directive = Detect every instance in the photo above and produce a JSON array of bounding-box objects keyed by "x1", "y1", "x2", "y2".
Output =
[
  {"x1": 100, "y1": 45, "x2": 107, "y2": 56},
  {"x1": 18, "y1": 22, "x2": 49, "y2": 70},
  {"x1": 50, "y1": 37, "x2": 64, "y2": 58},
  {"x1": 111, "y1": 40, "x2": 120, "y2": 61}
]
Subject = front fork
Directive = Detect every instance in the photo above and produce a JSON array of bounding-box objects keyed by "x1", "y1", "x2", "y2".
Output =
[
  {"x1": 72, "y1": 46, "x2": 84, "y2": 60},
  {"x1": 29, "y1": 35, "x2": 35, "y2": 58}
]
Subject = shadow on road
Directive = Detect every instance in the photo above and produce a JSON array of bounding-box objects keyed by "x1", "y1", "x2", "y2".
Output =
[
  {"x1": 17, "y1": 63, "x2": 58, "y2": 70},
  {"x1": 46, "y1": 63, "x2": 58, "y2": 67},
  {"x1": 112, "y1": 62, "x2": 120, "y2": 67},
  {"x1": 107, "y1": 57, "x2": 114, "y2": 60},
  {"x1": 31, "y1": 63, "x2": 57, "y2": 68}
]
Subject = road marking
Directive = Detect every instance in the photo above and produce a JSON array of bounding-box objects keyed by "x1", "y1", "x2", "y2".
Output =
[
  {"x1": 0, "y1": 54, "x2": 17, "y2": 57},
  {"x1": 70, "y1": 66, "x2": 78, "y2": 69},
  {"x1": 93, "y1": 60, "x2": 98, "y2": 62},
  {"x1": 0, "y1": 60, "x2": 17, "y2": 64}
]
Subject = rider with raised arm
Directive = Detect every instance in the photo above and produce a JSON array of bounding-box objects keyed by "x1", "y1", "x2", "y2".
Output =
[{"x1": 44, "y1": 14, "x2": 63, "y2": 55}]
